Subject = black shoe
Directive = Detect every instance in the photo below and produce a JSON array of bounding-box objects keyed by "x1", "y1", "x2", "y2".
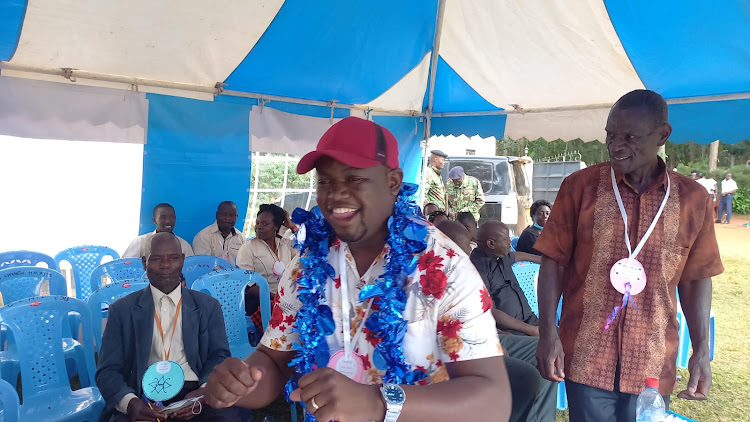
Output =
[{"x1": 715, "y1": 220, "x2": 722, "y2": 223}]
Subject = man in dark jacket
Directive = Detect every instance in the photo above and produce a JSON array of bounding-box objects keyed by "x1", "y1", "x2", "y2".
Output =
[{"x1": 96, "y1": 232, "x2": 237, "y2": 422}]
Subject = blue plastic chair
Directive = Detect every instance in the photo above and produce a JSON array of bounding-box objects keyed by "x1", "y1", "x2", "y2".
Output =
[
  {"x1": 510, "y1": 237, "x2": 519, "y2": 251},
  {"x1": 182, "y1": 255, "x2": 233, "y2": 288},
  {"x1": 511, "y1": 260, "x2": 540, "y2": 316},
  {"x1": 0, "y1": 378, "x2": 20, "y2": 422},
  {"x1": 0, "y1": 296, "x2": 104, "y2": 421},
  {"x1": 87, "y1": 281, "x2": 149, "y2": 353},
  {"x1": 0, "y1": 267, "x2": 67, "y2": 306},
  {"x1": 0, "y1": 251, "x2": 57, "y2": 271},
  {"x1": 676, "y1": 290, "x2": 716, "y2": 369},
  {"x1": 0, "y1": 266, "x2": 89, "y2": 388},
  {"x1": 192, "y1": 269, "x2": 270, "y2": 359},
  {"x1": 90, "y1": 258, "x2": 146, "y2": 287},
  {"x1": 54, "y1": 246, "x2": 119, "y2": 301}
]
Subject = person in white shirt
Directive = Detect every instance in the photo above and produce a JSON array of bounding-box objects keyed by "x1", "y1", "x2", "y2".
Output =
[
  {"x1": 192, "y1": 201, "x2": 246, "y2": 265},
  {"x1": 717, "y1": 172, "x2": 738, "y2": 224},
  {"x1": 123, "y1": 203, "x2": 194, "y2": 258},
  {"x1": 96, "y1": 232, "x2": 237, "y2": 421}
]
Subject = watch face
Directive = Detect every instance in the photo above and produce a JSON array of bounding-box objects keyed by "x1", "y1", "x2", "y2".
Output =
[{"x1": 384, "y1": 384, "x2": 405, "y2": 405}]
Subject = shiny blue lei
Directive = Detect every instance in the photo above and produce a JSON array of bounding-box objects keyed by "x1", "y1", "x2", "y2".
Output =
[{"x1": 285, "y1": 182, "x2": 428, "y2": 421}]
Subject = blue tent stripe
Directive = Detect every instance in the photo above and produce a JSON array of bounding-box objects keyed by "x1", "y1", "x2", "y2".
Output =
[
  {"x1": 215, "y1": 95, "x2": 350, "y2": 119},
  {"x1": 430, "y1": 56, "x2": 501, "y2": 113},
  {"x1": 141, "y1": 94, "x2": 252, "y2": 241},
  {"x1": 606, "y1": 0, "x2": 750, "y2": 98},
  {"x1": 668, "y1": 99, "x2": 750, "y2": 145},
  {"x1": 0, "y1": 0, "x2": 27, "y2": 62},
  {"x1": 431, "y1": 115, "x2": 506, "y2": 139},
  {"x1": 224, "y1": 0, "x2": 438, "y2": 104}
]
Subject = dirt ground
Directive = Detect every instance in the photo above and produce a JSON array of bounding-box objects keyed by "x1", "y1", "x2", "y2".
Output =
[{"x1": 713, "y1": 215, "x2": 750, "y2": 261}]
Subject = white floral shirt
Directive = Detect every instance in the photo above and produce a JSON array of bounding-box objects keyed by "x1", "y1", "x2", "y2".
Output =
[{"x1": 260, "y1": 225, "x2": 502, "y2": 385}]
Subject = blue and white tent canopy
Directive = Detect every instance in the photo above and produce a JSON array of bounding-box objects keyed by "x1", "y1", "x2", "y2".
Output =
[
  {"x1": 1, "y1": 0, "x2": 749, "y2": 145},
  {"x1": 1, "y1": 0, "x2": 749, "y2": 251}
]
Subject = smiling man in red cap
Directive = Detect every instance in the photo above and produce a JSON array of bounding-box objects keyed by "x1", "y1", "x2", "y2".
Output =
[{"x1": 204, "y1": 116, "x2": 511, "y2": 422}]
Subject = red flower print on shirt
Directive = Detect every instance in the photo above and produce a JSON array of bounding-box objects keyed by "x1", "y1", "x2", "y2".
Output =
[
  {"x1": 361, "y1": 353, "x2": 371, "y2": 370},
  {"x1": 437, "y1": 317, "x2": 463, "y2": 338},
  {"x1": 364, "y1": 327, "x2": 382, "y2": 347},
  {"x1": 283, "y1": 314, "x2": 295, "y2": 327},
  {"x1": 420, "y1": 267, "x2": 448, "y2": 299},
  {"x1": 418, "y1": 250, "x2": 444, "y2": 271},
  {"x1": 480, "y1": 287, "x2": 492, "y2": 312},
  {"x1": 279, "y1": 286, "x2": 285, "y2": 297},
  {"x1": 445, "y1": 248, "x2": 458, "y2": 258},
  {"x1": 334, "y1": 277, "x2": 341, "y2": 289},
  {"x1": 269, "y1": 303, "x2": 284, "y2": 329},
  {"x1": 449, "y1": 351, "x2": 460, "y2": 362}
]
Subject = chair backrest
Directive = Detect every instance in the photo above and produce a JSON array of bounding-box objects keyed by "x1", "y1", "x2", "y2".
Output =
[
  {"x1": 510, "y1": 237, "x2": 519, "y2": 251},
  {"x1": 182, "y1": 255, "x2": 233, "y2": 288},
  {"x1": 0, "y1": 250, "x2": 57, "y2": 271},
  {"x1": 0, "y1": 296, "x2": 98, "y2": 397},
  {"x1": 90, "y1": 258, "x2": 146, "y2": 287},
  {"x1": 87, "y1": 281, "x2": 150, "y2": 352},
  {"x1": 0, "y1": 267, "x2": 67, "y2": 305},
  {"x1": 54, "y1": 246, "x2": 119, "y2": 301},
  {"x1": 511, "y1": 260, "x2": 541, "y2": 316},
  {"x1": 0, "y1": 378, "x2": 20, "y2": 422},
  {"x1": 192, "y1": 269, "x2": 270, "y2": 357}
]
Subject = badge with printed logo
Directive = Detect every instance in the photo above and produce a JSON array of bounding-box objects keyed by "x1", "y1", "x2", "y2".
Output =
[{"x1": 142, "y1": 360, "x2": 184, "y2": 401}]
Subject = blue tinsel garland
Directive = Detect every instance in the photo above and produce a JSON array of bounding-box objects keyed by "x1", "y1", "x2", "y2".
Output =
[{"x1": 285, "y1": 182, "x2": 428, "y2": 421}]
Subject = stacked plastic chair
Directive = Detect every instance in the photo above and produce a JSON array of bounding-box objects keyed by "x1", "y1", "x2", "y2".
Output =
[
  {"x1": 0, "y1": 296, "x2": 103, "y2": 421},
  {"x1": 511, "y1": 260, "x2": 541, "y2": 316},
  {"x1": 54, "y1": 246, "x2": 119, "y2": 300},
  {"x1": 510, "y1": 260, "x2": 568, "y2": 410},
  {"x1": 191, "y1": 269, "x2": 270, "y2": 359},
  {"x1": 0, "y1": 267, "x2": 91, "y2": 388},
  {"x1": 0, "y1": 250, "x2": 57, "y2": 270},
  {"x1": 87, "y1": 281, "x2": 149, "y2": 353},
  {"x1": 0, "y1": 378, "x2": 20, "y2": 422},
  {"x1": 90, "y1": 258, "x2": 146, "y2": 287},
  {"x1": 182, "y1": 255, "x2": 233, "y2": 288}
]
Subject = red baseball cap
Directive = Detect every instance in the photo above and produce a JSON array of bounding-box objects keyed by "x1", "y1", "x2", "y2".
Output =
[{"x1": 297, "y1": 117, "x2": 400, "y2": 174}]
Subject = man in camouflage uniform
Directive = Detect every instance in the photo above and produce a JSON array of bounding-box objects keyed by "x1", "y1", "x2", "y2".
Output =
[
  {"x1": 423, "y1": 149, "x2": 448, "y2": 210},
  {"x1": 446, "y1": 166, "x2": 485, "y2": 222}
]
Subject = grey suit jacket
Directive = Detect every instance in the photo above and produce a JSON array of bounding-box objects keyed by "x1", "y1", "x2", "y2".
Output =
[{"x1": 95, "y1": 286, "x2": 230, "y2": 421}]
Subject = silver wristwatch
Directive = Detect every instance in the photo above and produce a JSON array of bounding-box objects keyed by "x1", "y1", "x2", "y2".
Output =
[{"x1": 381, "y1": 383, "x2": 406, "y2": 422}]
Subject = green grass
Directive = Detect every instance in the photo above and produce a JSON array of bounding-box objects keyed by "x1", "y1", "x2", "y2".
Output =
[{"x1": 556, "y1": 256, "x2": 750, "y2": 422}]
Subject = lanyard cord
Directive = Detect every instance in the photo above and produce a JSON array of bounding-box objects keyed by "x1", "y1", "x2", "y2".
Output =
[
  {"x1": 610, "y1": 167, "x2": 671, "y2": 261},
  {"x1": 153, "y1": 297, "x2": 183, "y2": 361},
  {"x1": 338, "y1": 242, "x2": 374, "y2": 359}
]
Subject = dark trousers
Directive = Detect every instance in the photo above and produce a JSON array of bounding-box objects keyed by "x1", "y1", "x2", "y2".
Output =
[
  {"x1": 565, "y1": 367, "x2": 670, "y2": 422},
  {"x1": 500, "y1": 334, "x2": 558, "y2": 422},
  {"x1": 109, "y1": 382, "x2": 241, "y2": 422},
  {"x1": 718, "y1": 193, "x2": 733, "y2": 223}
]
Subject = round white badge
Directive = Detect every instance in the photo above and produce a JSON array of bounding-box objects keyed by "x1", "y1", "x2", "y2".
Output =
[
  {"x1": 272, "y1": 260, "x2": 286, "y2": 277},
  {"x1": 327, "y1": 349, "x2": 365, "y2": 383},
  {"x1": 610, "y1": 258, "x2": 647, "y2": 295}
]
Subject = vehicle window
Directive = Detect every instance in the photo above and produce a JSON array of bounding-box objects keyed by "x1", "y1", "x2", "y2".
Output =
[
  {"x1": 449, "y1": 160, "x2": 493, "y2": 193},
  {"x1": 493, "y1": 161, "x2": 512, "y2": 195},
  {"x1": 511, "y1": 161, "x2": 530, "y2": 196}
]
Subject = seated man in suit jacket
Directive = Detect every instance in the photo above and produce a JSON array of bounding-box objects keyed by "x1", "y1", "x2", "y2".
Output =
[{"x1": 96, "y1": 232, "x2": 238, "y2": 422}]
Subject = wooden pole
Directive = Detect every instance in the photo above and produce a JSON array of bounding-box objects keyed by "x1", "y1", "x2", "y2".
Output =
[{"x1": 709, "y1": 140, "x2": 720, "y2": 172}]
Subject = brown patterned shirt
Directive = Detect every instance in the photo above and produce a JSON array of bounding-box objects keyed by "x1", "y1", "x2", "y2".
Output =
[{"x1": 534, "y1": 160, "x2": 723, "y2": 395}]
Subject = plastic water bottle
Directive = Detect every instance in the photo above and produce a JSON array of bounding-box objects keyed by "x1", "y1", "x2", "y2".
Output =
[{"x1": 636, "y1": 377, "x2": 666, "y2": 421}]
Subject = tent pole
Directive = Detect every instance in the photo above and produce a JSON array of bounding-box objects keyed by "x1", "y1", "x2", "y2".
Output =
[
  {"x1": 0, "y1": 62, "x2": 422, "y2": 117},
  {"x1": 420, "y1": 0, "x2": 447, "y2": 206}
]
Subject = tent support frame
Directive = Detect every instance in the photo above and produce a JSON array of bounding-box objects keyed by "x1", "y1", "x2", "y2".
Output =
[{"x1": 420, "y1": 0, "x2": 447, "y2": 205}]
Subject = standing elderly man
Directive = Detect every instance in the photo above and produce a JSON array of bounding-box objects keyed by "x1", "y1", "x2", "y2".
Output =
[
  {"x1": 424, "y1": 149, "x2": 449, "y2": 211},
  {"x1": 445, "y1": 166, "x2": 485, "y2": 222},
  {"x1": 192, "y1": 201, "x2": 246, "y2": 265},
  {"x1": 717, "y1": 172, "x2": 737, "y2": 224},
  {"x1": 204, "y1": 117, "x2": 511, "y2": 422},
  {"x1": 534, "y1": 90, "x2": 723, "y2": 422}
]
